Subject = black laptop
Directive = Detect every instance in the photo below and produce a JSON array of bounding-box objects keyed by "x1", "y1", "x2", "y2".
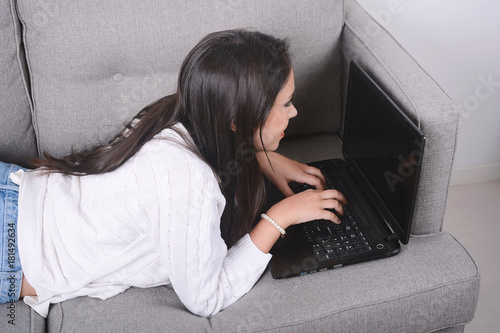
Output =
[{"x1": 269, "y1": 61, "x2": 426, "y2": 279}]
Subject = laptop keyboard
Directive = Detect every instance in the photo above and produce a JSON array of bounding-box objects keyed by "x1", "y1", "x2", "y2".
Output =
[
  {"x1": 303, "y1": 210, "x2": 372, "y2": 262},
  {"x1": 289, "y1": 168, "x2": 373, "y2": 262}
]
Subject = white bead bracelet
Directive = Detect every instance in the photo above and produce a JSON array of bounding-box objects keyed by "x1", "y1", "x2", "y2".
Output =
[{"x1": 261, "y1": 213, "x2": 286, "y2": 238}]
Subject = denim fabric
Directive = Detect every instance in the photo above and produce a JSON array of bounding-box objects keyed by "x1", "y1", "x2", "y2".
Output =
[{"x1": 0, "y1": 161, "x2": 25, "y2": 303}]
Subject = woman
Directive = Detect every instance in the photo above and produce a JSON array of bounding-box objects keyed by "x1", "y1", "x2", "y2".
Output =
[{"x1": 0, "y1": 29, "x2": 346, "y2": 318}]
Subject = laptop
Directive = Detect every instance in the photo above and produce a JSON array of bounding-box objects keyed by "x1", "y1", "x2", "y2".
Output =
[{"x1": 269, "y1": 61, "x2": 426, "y2": 279}]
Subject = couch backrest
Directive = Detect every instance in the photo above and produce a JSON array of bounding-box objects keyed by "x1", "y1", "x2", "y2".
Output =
[
  {"x1": 0, "y1": 0, "x2": 37, "y2": 166},
  {"x1": 2, "y1": 0, "x2": 344, "y2": 161}
]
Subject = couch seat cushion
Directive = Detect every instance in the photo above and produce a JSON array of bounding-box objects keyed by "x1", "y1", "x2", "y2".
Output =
[
  {"x1": 46, "y1": 232, "x2": 479, "y2": 332},
  {"x1": 277, "y1": 132, "x2": 343, "y2": 164}
]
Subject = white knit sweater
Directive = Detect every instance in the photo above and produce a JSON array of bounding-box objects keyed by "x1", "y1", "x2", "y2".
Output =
[{"x1": 14, "y1": 124, "x2": 272, "y2": 318}]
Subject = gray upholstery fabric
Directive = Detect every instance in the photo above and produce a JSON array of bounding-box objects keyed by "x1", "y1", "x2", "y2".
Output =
[
  {"x1": 277, "y1": 133, "x2": 343, "y2": 164},
  {"x1": 46, "y1": 233, "x2": 478, "y2": 333},
  {"x1": 0, "y1": 0, "x2": 480, "y2": 332},
  {"x1": 0, "y1": 0, "x2": 37, "y2": 166},
  {"x1": 16, "y1": 0, "x2": 344, "y2": 159},
  {"x1": 1, "y1": 300, "x2": 45, "y2": 333},
  {"x1": 342, "y1": 0, "x2": 460, "y2": 236},
  {"x1": 435, "y1": 327, "x2": 465, "y2": 333}
]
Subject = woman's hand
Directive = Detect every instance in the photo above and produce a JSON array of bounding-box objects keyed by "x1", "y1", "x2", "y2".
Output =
[
  {"x1": 267, "y1": 189, "x2": 347, "y2": 229},
  {"x1": 256, "y1": 151, "x2": 326, "y2": 197},
  {"x1": 251, "y1": 152, "x2": 347, "y2": 254},
  {"x1": 249, "y1": 188, "x2": 347, "y2": 253}
]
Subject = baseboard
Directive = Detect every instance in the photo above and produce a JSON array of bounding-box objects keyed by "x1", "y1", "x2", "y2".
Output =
[{"x1": 450, "y1": 161, "x2": 500, "y2": 186}]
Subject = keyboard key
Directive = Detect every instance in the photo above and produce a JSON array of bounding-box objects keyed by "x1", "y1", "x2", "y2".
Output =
[
  {"x1": 337, "y1": 249, "x2": 357, "y2": 257},
  {"x1": 325, "y1": 226, "x2": 334, "y2": 235},
  {"x1": 314, "y1": 249, "x2": 326, "y2": 256},
  {"x1": 300, "y1": 197, "x2": 373, "y2": 263},
  {"x1": 317, "y1": 253, "x2": 337, "y2": 262}
]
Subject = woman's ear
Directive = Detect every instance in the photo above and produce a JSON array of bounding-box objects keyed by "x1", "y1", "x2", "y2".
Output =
[{"x1": 230, "y1": 123, "x2": 236, "y2": 132}]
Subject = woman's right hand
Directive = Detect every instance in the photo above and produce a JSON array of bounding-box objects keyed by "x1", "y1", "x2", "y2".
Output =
[
  {"x1": 266, "y1": 189, "x2": 347, "y2": 229},
  {"x1": 249, "y1": 189, "x2": 347, "y2": 254}
]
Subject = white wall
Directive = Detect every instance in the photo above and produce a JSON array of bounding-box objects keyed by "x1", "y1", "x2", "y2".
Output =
[{"x1": 356, "y1": 0, "x2": 500, "y2": 184}]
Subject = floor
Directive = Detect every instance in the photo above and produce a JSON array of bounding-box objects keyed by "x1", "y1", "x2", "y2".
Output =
[{"x1": 442, "y1": 180, "x2": 500, "y2": 332}]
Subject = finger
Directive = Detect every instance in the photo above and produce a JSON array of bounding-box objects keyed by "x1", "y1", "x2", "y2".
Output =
[
  {"x1": 281, "y1": 181, "x2": 295, "y2": 197},
  {"x1": 323, "y1": 199, "x2": 344, "y2": 216},
  {"x1": 304, "y1": 166, "x2": 326, "y2": 189},
  {"x1": 319, "y1": 209, "x2": 341, "y2": 224},
  {"x1": 293, "y1": 172, "x2": 325, "y2": 190},
  {"x1": 301, "y1": 175, "x2": 324, "y2": 191},
  {"x1": 304, "y1": 165, "x2": 323, "y2": 178},
  {"x1": 320, "y1": 189, "x2": 347, "y2": 205}
]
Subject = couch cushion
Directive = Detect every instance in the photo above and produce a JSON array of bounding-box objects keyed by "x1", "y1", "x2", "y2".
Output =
[
  {"x1": 0, "y1": 300, "x2": 45, "y2": 333},
  {"x1": 46, "y1": 232, "x2": 479, "y2": 332},
  {"x1": 16, "y1": 0, "x2": 344, "y2": 158},
  {"x1": 277, "y1": 132, "x2": 343, "y2": 164},
  {"x1": 0, "y1": 0, "x2": 37, "y2": 165}
]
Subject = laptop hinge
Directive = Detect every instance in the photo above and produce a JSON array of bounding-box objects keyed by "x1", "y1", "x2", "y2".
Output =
[{"x1": 385, "y1": 233, "x2": 399, "y2": 243}]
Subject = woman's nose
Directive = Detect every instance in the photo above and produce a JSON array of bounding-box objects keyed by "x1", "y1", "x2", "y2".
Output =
[{"x1": 288, "y1": 104, "x2": 298, "y2": 118}]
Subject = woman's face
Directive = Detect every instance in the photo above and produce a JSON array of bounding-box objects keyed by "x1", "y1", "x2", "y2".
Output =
[{"x1": 254, "y1": 69, "x2": 297, "y2": 151}]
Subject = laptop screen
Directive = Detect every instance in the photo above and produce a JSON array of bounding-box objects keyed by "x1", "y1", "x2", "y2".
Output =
[{"x1": 343, "y1": 62, "x2": 425, "y2": 244}]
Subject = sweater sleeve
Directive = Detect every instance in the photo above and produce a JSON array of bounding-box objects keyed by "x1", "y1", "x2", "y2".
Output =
[{"x1": 154, "y1": 141, "x2": 272, "y2": 317}]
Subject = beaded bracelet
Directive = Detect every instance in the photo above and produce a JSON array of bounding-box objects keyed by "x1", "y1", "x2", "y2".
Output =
[{"x1": 260, "y1": 213, "x2": 286, "y2": 238}]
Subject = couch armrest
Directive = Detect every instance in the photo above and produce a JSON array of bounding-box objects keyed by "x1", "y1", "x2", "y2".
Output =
[{"x1": 342, "y1": 0, "x2": 460, "y2": 236}]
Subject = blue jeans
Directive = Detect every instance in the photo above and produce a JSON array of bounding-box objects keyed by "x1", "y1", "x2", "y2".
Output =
[{"x1": 0, "y1": 161, "x2": 25, "y2": 303}]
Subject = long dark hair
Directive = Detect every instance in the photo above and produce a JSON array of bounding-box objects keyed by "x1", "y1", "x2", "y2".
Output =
[{"x1": 31, "y1": 29, "x2": 292, "y2": 247}]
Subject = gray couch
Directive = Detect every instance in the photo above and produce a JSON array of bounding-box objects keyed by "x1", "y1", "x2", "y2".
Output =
[{"x1": 1, "y1": 0, "x2": 480, "y2": 332}]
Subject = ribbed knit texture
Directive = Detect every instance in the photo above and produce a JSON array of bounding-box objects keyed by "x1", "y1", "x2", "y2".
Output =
[{"x1": 16, "y1": 124, "x2": 272, "y2": 318}]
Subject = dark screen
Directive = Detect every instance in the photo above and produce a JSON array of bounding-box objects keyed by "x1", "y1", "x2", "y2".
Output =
[{"x1": 343, "y1": 63, "x2": 425, "y2": 244}]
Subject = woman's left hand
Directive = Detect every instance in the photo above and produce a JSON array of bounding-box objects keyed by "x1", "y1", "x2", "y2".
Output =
[{"x1": 256, "y1": 151, "x2": 326, "y2": 197}]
